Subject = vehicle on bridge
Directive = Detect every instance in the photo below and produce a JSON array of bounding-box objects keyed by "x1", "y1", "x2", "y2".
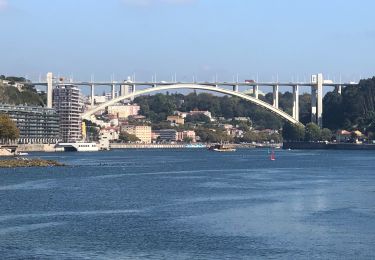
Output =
[{"x1": 245, "y1": 79, "x2": 256, "y2": 83}]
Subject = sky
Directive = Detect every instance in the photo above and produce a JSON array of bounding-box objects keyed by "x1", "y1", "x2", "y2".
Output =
[{"x1": 0, "y1": 0, "x2": 374, "y2": 83}]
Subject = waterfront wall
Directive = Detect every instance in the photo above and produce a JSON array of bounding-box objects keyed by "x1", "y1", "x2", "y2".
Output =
[
  {"x1": 110, "y1": 143, "x2": 187, "y2": 149},
  {"x1": 283, "y1": 141, "x2": 375, "y2": 150},
  {"x1": 17, "y1": 144, "x2": 58, "y2": 152}
]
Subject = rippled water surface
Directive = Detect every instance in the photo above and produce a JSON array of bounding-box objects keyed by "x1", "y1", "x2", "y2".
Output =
[{"x1": 1, "y1": 149, "x2": 375, "y2": 259}]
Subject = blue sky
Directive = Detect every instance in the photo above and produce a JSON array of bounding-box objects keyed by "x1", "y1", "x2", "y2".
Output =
[{"x1": 0, "y1": 0, "x2": 374, "y2": 83}]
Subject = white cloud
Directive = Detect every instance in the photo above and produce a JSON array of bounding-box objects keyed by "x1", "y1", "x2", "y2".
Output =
[
  {"x1": 121, "y1": 0, "x2": 196, "y2": 7},
  {"x1": 0, "y1": 0, "x2": 8, "y2": 10}
]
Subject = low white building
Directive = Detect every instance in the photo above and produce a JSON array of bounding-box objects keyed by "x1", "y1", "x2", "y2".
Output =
[{"x1": 99, "y1": 127, "x2": 119, "y2": 141}]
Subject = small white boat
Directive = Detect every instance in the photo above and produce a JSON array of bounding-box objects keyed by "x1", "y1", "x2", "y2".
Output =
[{"x1": 17, "y1": 152, "x2": 29, "y2": 156}]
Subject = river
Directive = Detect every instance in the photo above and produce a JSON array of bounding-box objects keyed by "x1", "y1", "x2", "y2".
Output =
[{"x1": 1, "y1": 149, "x2": 375, "y2": 259}]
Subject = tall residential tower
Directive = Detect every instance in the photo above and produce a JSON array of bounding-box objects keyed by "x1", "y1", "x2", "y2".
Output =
[{"x1": 53, "y1": 84, "x2": 83, "y2": 142}]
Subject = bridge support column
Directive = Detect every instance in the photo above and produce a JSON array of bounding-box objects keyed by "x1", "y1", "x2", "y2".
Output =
[
  {"x1": 131, "y1": 84, "x2": 136, "y2": 101},
  {"x1": 293, "y1": 85, "x2": 299, "y2": 121},
  {"x1": 317, "y1": 73, "x2": 323, "y2": 128},
  {"x1": 111, "y1": 83, "x2": 116, "y2": 100},
  {"x1": 273, "y1": 85, "x2": 279, "y2": 108},
  {"x1": 311, "y1": 86, "x2": 317, "y2": 124},
  {"x1": 335, "y1": 85, "x2": 342, "y2": 95},
  {"x1": 233, "y1": 85, "x2": 239, "y2": 92},
  {"x1": 90, "y1": 84, "x2": 95, "y2": 107},
  {"x1": 253, "y1": 85, "x2": 259, "y2": 99},
  {"x1": 310, "y1": 73, "x2": 323, "y2": 127},
  {"x1": 47, "y1": 72, "x2": 53, "y2": 108}
]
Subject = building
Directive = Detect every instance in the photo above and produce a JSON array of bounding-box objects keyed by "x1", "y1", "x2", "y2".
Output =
[
  {"x1": 0, "y1": 104, "x2": 60, "y2": 144},
  {"x1": 105, "y1": 91, "x2": 120, "y2": 101},
  {"x1": 107, "y1": 104, "x2": 140, "y2": 119},
  {"x1": 99, "y1": 127, "x2": 119, "y2": 142},
  {"x1": 120, "y1": 78, "x2": 135, "y2": 101},
  {"x1": 176, "y1": 130, "x2": 196, "y2": 142},
  {"x1": 53, "y1": 84, "x2": 83, "y2": 142},
  {"x1": 189, "y1": 110, "x2": 212, "y2": 120},
  {"x1": 90, "y1": 95, "x2": 107, "y2": 105},
  {"x1": 234, "y1": 117, "x2": 251, "y2": 122},
  {"x1": 122, "y1": 125, "x2": 151, "y2": 143},
  {"x1": 152, "y1": 129, "x2": 177, "y2": 142},
  {"x1": 167, "y1": 115, "x2": 184, "y2": 125}
]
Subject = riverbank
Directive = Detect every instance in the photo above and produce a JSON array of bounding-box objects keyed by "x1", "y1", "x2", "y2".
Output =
[
  {"x1": 109, "y1": 143, "x2": 274, "y2": 149},
  {"x1": 0, "y1": 158, "x2": 65, "y2": 168},
  {"x1": 283, "y1": 141, "x2": 375, "y2": 150}
]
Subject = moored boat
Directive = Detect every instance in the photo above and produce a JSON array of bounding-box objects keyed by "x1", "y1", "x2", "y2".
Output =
[
  {"x1": 55, "y1": 142, "x2": 99, "y2": 152},
  {"x1": 208, "y1": 144, "x2": 236, "y2": 152}
]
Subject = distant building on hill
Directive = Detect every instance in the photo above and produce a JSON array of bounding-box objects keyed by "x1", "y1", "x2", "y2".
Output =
[
  {"x1": 90, "y1": 95, "x2": 107, "y2": 105},
  {"x1": 176, "y1": 130, "x2": 196, "y2": 142},
  {"x1": 174, "y1": 110, "x2": 213, "y2": 121},
  {"x1": 122, "y1": 125, "x2": 151, "y2": 143},
  {"x1": 107, "y1": 104, "x2": 140, "y2": 119},
  {"x1": 167, "y1": 115, "x2": 185, "y2": 125},
  {"x1": 152, "y1": 129, "x2": 177, "y2": 142},
  {"x1": 189, "y1": 110, "x2": 212, "y2": 120},
  {"x1": 0, "y1": 104, "x2": 59, "y2": 144}
]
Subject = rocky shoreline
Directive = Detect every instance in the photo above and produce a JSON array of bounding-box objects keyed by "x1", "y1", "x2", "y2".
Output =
[{"x1": 0, "y1": 158, "x2": 65, "y2": 168}]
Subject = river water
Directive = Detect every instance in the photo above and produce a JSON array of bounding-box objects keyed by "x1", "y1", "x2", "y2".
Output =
[{"x1": 0, "y1": 149, "x2": 375, "y2": 259}]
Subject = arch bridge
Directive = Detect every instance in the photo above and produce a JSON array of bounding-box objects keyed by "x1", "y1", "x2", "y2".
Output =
[
  {"x1": 82, "y1": 83, "x2": 302, "y2": 126},
  {"x1": 26, "y1": 72, "x2": 358, "y2": 127}
]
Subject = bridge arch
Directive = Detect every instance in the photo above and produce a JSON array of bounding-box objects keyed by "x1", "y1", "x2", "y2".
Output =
[{"x1": 82, "y1": 84, "x2": 302, "y2": 125}]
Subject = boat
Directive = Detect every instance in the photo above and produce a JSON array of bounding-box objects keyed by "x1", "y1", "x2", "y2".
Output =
[
  {"x1": 17, "y1": 152, "x2": 29, "y2": 156},
  {"x1": 55, "y1": 142, "x2": 99, "y2": 152},
  {"x1": 208, "y1": 144, "x2": 236, "y2": 152},
  {"x1": 270, "y1": 149, "x2": 276, "y2": 160}
]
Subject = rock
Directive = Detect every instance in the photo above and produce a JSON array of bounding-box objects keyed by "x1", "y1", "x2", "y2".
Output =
[{"x1": 0, "y1": 158, "x2": 65, "y2": 168}]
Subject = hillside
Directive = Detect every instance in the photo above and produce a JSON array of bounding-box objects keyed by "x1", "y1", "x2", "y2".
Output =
[
  {"x1": 0, "y1": 81, "x2": 46, "y2": 106},
  {"x1": 323, "y1": 77, "x2": 375, "y2": 134}
]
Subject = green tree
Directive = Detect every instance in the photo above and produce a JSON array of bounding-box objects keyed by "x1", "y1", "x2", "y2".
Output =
[
  {"x1": 241, "y1": 131, "x2": 259, "y2": 143},
  {"x1": 282, "y1": 123, "x2": 305, "y2": 141},
  {"x1": 304, "y1": 123, "x2": 321, "y2": 142},
  {"x1": 119, "y1": 132, "x2": 140, "y2": 143},
  {"x1": 0, "y1": 114, "x2": 20, "y2": 143},
  {"x1": 320, "y1": 128, "x2": 332, "y2": 141},
  {"x1": 299, "y1": 93, "x2": 312, "y2": 125},
  {"x1": 183, "y1": 137, "x2": 193, "y2": 143},
  {"x1": 185, "y1": 114, "x2": 211, "y2": 124},
  {"x1": 323, "y1": 92, "x2": 343, "y2": 130}
]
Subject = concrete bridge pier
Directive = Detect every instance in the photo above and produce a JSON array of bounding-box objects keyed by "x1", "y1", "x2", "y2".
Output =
[
  {"x1": 131, "y1": 84, "x2": 136, "y2": 101},
  {"x1": 233, "y1": 85, "x2": 239, "y2": 92},
  {"x1": 311, "y1": 86, "x2": 317, "y2": 124},
  {"x1": 317, "y1": 74, "x2": 323, "y2": 127},
  {"x1": 111, "y1": 83, "x2": 116, "y2": 100},
  {"x1": 47, "y1": 72, "x2": 53, "y2": 108},
  {"x1": 293, "y1": 85, "x2": 299, "y2": 121},
  {"x1": 253, "y1": 85, "x2": 259, "y2": 99},
  {"x1": 90, "y1": 84, "x2": 95, "y2": 107},
  {"x1": 335, "y1": 85, "x2": 342, "y2": 94},
  {"x1": 310, "y1": 73, "x2": 324, "y2": 127},
  {"x1": 273, "y1": 84, "x2": 279, "y2": 108}
]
